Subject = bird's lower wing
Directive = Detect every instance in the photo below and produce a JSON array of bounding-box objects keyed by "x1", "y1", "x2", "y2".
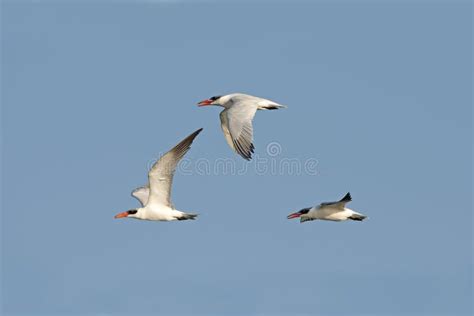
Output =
[
  {"x1": 219, "y1": 110, "x2": 236, "y2": 152},
  {"x1": 220, "y1": 105, "x2": 257, "y2": 160}
]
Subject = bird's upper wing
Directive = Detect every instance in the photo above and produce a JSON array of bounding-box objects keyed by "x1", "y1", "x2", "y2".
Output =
[
  {"x1": 131, "y1": 185, "x2": 150, "y2": 206},
  {"x1": 219, "y1": 102, "x2": 257, "y2": 160},
  {"x1": 319, "y1": 192, "x2": 352, "y2": 209},
  {"x1": 146, "y1": 128, "x2": 203, "y2": 207}
]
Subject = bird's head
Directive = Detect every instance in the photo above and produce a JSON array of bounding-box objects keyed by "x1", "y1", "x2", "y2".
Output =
[
  {"x1": 287, "y1": 207, "x2": 311, "y2": 219},
  {"x1": 114, "y1": 209, "x2": 139, "y2": 219},
  {"x1": 197, "y1": 95, "x2": 223, "y2": 107}
]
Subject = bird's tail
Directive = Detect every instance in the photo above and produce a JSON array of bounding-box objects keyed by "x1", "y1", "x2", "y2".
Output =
[
  {"x1": 177, "y1": 213, "x2": 198, "y2": 221},
  {"x1": 348, "y1": 213, "x2": 367, "y2": 221},
  {"x1": 258, "y1": 104, "x2": 287, "y2": 110}
]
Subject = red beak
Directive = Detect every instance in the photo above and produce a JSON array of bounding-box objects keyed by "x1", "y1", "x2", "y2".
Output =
[
  {"x1": 197, "y1": 99, "x2": 213, "y2": 106},
  {"x1": 287, "y1": 212, "x2": 302, "y2": 219},
  {"x1": 114, "y1": 211, "x2": 129, "y2": 219}
]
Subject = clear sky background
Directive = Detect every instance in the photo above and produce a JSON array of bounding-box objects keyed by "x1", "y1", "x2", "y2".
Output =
[{"x1": 2, "y1": 1, "x2": 472, "y2": 315}]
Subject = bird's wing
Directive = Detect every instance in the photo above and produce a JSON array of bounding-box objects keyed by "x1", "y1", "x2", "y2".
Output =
[
  {"x1": 219, "y1": 110, "x2": 236, "y2": 152},
  {"x1": 146, "y1": 128, "x2": 203, "y2": 207},
  {"x1": 131, "y1": 186, "x2": 150, "y2": 207},
  {"x1": 219, "y1": 102, "x2": 257, "y2": 160},
  {"x1": 319, "y1": 192, "x2": 352, "y2": 209}
]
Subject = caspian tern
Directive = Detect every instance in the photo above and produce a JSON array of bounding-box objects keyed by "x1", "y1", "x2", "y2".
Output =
[
  {"x1": 287, "y1": 193, "x2": 367, "y2": 223},
  {"x1": 114, "y1": 128, "x2": 203, "y2": 221},
  {"x1": 198, "y1": 93, "x2": 286, "y2": 160}
]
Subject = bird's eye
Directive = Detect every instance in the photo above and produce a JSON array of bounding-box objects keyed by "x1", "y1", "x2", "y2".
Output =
[
  {"x1": 128, "y1": 210, "x2": 138, "y2": 215},
  {"x1": 300, "y1": 208, "x2": 311, "y2": 214},
  {"x1": 210, "y1": 95, "x2": 220, "y2": 101}
]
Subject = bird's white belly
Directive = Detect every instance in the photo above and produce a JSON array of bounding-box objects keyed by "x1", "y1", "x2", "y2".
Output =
[
  {"x1": 314, "y1": 209, "x2": 351, "y2": 221},
  {"x1": 142, "y1": 205, "x2": 180, "y2": 221},
  {"x1": 323, "y1": 212, "x2": 349, "y2": 221}
]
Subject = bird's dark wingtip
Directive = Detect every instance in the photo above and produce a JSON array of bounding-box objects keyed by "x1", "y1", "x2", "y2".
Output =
[
  {"x1": 237, "y1": 150, "x2": 251, "y2": 160},
  {"x1": 340, "y1": 192, "x2": 352, "y2": 203}
]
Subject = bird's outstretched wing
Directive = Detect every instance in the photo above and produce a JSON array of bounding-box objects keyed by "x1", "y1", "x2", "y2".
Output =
[
  {"x1": 319, "y1": 192, "x2": 352, "y2": 209},
  {"x1": 219, "y1": 102, "x2": 257, "y2": 160},
  {"x1": 146, "y1": 128, "x2": 203, "y2": 207}
]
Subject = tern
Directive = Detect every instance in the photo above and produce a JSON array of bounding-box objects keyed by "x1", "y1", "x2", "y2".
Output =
[
  {"x1": 287, "y1": 193, "x2": 367, "y2": 223},
  {"x1": 198, "y1": 93, "x2": 286, "y2": 160},
  {"x1": 114, "y1": 128, "x2": 203, "y2": 221}
]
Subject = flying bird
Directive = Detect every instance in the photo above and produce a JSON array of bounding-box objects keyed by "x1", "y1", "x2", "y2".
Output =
[
  {"x1": 114, "y1": 128, "x2": 203, "y2": 221},
  {"x1": 198, "y1": 93, "x2": 286, "y2": 160},
  {"x1": 287, "y1": 193, "x2": 367, "y2": 223}
]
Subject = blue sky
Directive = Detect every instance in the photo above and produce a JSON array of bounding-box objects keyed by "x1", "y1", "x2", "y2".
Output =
[{"x1": 2, "y1": 1, "x2": 472, "y2": 315}]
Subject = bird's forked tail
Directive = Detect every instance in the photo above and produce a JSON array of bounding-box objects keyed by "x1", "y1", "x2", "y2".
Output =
[
  {"x1": 177, "y1": 213, "x2": 198, "y2": 221},
  {"x1": 348, "y1": 213, "x2": 367, "y2": 221},
  {"x1": 258, "y1": 104, "x2": 287, "y2": 110}
]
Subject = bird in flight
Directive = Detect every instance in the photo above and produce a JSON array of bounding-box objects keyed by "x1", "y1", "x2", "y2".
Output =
[
  {"x1": 287, "y1": 192, "x2": 367, "y2": 223},
  {"x1": 114, "y1": 128, "x2": 203, "y2": 221},
  {"x1": 198, "y1": 93, "x2": 286, "y2": 160}
]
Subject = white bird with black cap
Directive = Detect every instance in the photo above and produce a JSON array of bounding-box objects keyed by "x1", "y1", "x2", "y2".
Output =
[
  {"x1": 287, "y1": 192, "x2": 367, "y2": 223},
  {"x1": 114, "y1": 128, "x2": 203, "y2": 221},
  {"x1": 198, "y1": 93, "x2": 286, "y2": 160}
]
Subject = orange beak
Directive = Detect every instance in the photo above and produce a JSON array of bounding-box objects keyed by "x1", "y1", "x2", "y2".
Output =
[
  {"x1": 197, "y1": 99, "x2": 213, "y2": 106},
  {"x1": 114, "y1": 211, "x2": 129, "y2": 219}
]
